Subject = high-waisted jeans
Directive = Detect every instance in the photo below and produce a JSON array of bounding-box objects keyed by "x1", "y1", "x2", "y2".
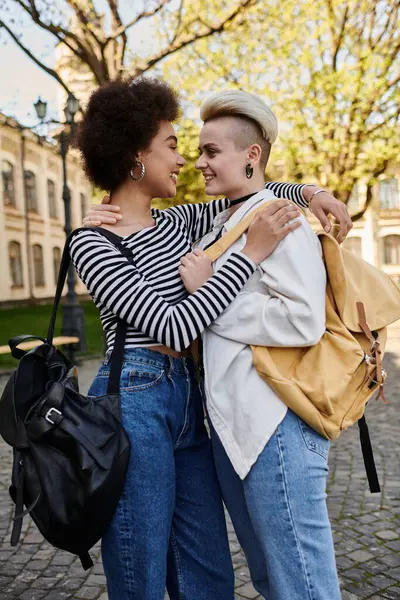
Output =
[
  {"x1": 211, "y1": 409, "x2": 341, "y2": 600},
  {"x1": 88, "y1": 348, "x2": 234, "y2": 600}
]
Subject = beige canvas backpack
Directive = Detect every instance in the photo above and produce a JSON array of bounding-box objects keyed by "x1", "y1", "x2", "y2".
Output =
[{"x1": 205, "y1": 200, "x2": 400, "y2": 491}]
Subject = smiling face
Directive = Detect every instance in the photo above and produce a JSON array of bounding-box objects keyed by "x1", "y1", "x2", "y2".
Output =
[
  {"x1": 195, "y1": 116, "x2": 264, "y2": 200},
  {"x1": 140, "y1": 120, "x2": 186, "y2": 198}
]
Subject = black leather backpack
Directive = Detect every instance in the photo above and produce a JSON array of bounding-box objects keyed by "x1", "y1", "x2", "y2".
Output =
[{"x1": 0, "y1": 227, "x2": 131, "y2": 570}]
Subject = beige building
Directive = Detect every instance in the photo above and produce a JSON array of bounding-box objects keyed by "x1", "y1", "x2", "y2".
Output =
[
  {"x1": 330, "y1": 171, "x2": 400, "y2": 286},
  {"x1": 0, "y1": 113, "x2": 92, "y2": 305}
]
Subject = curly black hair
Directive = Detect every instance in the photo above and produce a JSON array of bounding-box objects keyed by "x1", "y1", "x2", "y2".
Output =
[{"x1": 75, "y1": 77, "x2": 180, "y2": 191}]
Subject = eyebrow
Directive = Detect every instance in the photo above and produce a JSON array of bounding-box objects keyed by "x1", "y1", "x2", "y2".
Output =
[
  {"x1": 165, "y1": 135, "x2": 178, "y2": 143},
  {"x1": 198, "y1": 142, "x2": 219, "y2": 151}
]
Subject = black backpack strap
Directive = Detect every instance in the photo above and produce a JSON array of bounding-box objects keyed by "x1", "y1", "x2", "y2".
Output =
[
  {"x1": 107, "y1": 320, "x2": 127, "y2": 395},
  {"x1": 47, "y1": 226, "x2": 136, "y2": 394},
  {"x1": 8, "y1": 335, "x2": 46, "y2": 360},
  {"x1": 79, "y1": 552, "x2": 93, "y2": 570},
  {"x1": 87, "y1": 229, "x2": 136, "y2": 396},
  {"x1": 358, "y1": 415, "x2": 381, "y2": 493},
  {"x1": 46, "y1": 226, "x2": 89, "y2": 345},
  {"x1": 10, "y1": 449, "x2": 25, "y2": 546}
]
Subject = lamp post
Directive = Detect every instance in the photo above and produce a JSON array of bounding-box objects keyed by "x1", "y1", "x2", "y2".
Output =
[{"x1": 34, "y1": 94, "x2": 86, "y2": 362}]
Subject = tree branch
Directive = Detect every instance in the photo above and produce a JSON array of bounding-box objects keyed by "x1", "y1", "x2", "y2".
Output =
[
  {"x1": 12, "y1": 0, "x2": 112, "y2": 84},
  {"x1": 136, "y1": 0, "x2": 257, "y2": 75},
  {"x1": 105, "y1": 0, "x2": 173, "y2": 44},
  {"x1": 351, "y1": 159, "x2": 390, "y2": 221},
  {"x1": 189, "y1": 45, "x2": 242, "y2": 87},
  {"x1": 105, "y1": 0, "x2": 127, "y2": 76},
  {"x1": 0, "y1": 18, "x2": 72, "y2": 95},
  {"x1": 12, "y1": 0, "x2": 91, "y2": 62},
  {"x1": 64, "y1": 0, "x2": 104, "y2": 47},
  {"x1": 367, "y1": 106, "x2": 400, "y2": 135},
  {"x1": 169, "y1": 0, "x2": 184, "y2": 46},
  {"x1": 351, "y1": 182, "x2": 374, "y2": 221},
  {"x1": 326, "y1": 0, "x2": 349, "y2": 71}
]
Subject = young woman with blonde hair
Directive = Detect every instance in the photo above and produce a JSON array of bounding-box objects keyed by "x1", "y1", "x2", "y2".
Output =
[{"x1": 192, "y1": 89, "x2": 341, "y2": 599}]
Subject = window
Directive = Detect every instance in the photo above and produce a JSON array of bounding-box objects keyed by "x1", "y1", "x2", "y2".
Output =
[
  {"x1": 342, "y1": 237, "x2": 362, "y2": 257},
  {"x1": 48, "y1": 179, "x2": 57, "y2": 218},
  {"x1": 24, "y1": 171, "x2": 38, "y2": 212},
  {"x1": 52, "y1": 247, "x2": 61, "y2": 285},
  {"x1": 8, "y1": 241, "x2": 23, "y2": 287},
  {"x1": 33, "y1": 244, "x2": 45, "y2": 286},
  {"x1": 2, "y1": 160, "x2": 15, "y2": 207},
  {"x1": 380, "y1": 178, "x2": 400, "y2": 210},
  {"x1": 383, "y1": 236, "x2": 400, "y2": 265},
  {"x1": 80, "y1": 193, "x2": 87, "y2": 221}
]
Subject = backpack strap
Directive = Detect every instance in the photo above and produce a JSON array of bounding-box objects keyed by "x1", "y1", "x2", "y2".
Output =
[
  {"x1": 8, "y1": 335, "x2": 46, "y2": 360},
  {"x1": 204, "y1": 200, "x2": 277, "y2": 262},
  {"x1": 46, "y1": 226, "x2": 132, "y2": 395},
  {"x1": 79, "y1": 552, "x2": 94, "y2": 571},
  {"x1": 88, "y1": 228, "x2": 136, "y2": 396},
  {"x1": 46, "y1": 226, "x2": 89, "y2": 345},
  {"x1": 358, "y1": 416, "x2": 381, "y2": 493}
]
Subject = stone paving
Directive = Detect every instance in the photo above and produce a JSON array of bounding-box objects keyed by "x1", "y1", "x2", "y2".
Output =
[{"x1": 0, "y1": 329, "x2": 399, "y2": 599}]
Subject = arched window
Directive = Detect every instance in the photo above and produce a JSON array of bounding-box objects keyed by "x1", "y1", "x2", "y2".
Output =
[
  {"x1": 48, "y1": 179, "x2": 57, "y2": 218},
  {"x1": 32, "y1": 244, "x2": 45, "y2": 286},
  {"x1": 383, "y1": 236, "x2": 400, "y2": 265},
  {"x1": 52, "y1": 247, "x2": 61, "y2": 285},
  {"x1": 8, "y1": 241, "x2": 23, "y2": 287},
  {"x1": 342, "y1": 237, "x2": 362, "y2": 258},
  {"x1": 2, "y1": 160, "x2": 15, "y2": 207},
  {"x1": 24, "y1": 171, "x2": 38, "y2": 212},
  {"x1": 380, "y1": 178, "x2": 400, "y2": 210}
]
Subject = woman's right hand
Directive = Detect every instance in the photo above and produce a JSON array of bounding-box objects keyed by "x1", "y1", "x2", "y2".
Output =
[
  {"x1": 179, "y1": 249, "x2": 213, "y2": 294},
  {"x1": 83, "y1": 195, "x2": 122, "y2": 226},
  {"x1": 242, "y1": 200, "x2": 302, "y2": 263}
]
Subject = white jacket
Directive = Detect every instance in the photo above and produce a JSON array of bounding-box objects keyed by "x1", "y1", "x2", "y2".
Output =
[{"x1": 199, "y1": 188, "x2": 326, "y2": 478}]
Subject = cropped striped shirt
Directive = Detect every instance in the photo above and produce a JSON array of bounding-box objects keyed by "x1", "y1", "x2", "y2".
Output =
[{"x1": 70, "y1": 182, "x2": 307, "y2": 352}]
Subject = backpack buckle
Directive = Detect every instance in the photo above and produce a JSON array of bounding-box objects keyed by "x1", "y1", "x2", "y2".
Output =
[{"x1": 45, "y1": 407, "x2": 62, "y2": 425}]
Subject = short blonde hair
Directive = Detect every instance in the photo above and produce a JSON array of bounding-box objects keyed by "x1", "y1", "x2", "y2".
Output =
[{"x1": 200, "y1": 90, "x2": 278, "y2": 145}]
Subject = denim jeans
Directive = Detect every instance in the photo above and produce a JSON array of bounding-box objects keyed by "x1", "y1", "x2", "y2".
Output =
[
  {"x1": 88, "y1": 348, "x2": 234, "y2": 600},
  {"x1": 211, "y1": 409, "x2": 341, "y2": 600}
]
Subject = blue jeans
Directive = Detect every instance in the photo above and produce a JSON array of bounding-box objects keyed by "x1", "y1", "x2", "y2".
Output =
[
  {"x1": 211, "y1": 409, "x2": 341, "y2": 600},
  {"x1": 88, "y1": 348, "x2": 234, "y2": 600}
]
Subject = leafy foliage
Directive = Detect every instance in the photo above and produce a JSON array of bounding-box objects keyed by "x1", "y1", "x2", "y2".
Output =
[{"x1": 161, "y1": 0, "x2": 400, "y2": 214}]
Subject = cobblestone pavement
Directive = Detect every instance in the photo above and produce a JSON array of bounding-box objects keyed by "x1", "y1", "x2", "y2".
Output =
[{"x1": 0, "y1": 329, "x2": 399, "y2": 599}]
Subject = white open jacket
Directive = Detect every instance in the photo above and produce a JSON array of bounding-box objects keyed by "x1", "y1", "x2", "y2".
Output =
[{"x1": 199, "y1": 189, "x2": 327, "y2": 479}]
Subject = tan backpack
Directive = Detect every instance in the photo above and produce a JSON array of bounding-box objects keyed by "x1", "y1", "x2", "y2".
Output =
[{"x1": 205, "y1": 200, "x2": 400, "y2": 491}]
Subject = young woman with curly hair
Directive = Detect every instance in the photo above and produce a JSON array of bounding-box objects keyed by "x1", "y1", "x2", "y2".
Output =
[{"x1": 72, "y1": 77, "x2": 351, "y2": 600}]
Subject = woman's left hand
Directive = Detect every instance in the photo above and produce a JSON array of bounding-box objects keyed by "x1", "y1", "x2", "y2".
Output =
[{"x1": 305, "y1": 188, "x2": 353, "y2": 243}]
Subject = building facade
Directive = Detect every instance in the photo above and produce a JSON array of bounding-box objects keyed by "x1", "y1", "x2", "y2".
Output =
[
  {"x1": 0, "y1": 113, "x2": 92, "y2": 305},
  {"x1": 333, "y1": 169, "x2": 400, "y2": 286}
]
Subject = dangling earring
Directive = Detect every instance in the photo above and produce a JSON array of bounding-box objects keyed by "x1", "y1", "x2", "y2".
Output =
[
  {"x1": 245, "y1": 164, "x2": 253, "y2": 179},
  {"x1": 130, "y1": 161, "x2": 145, "y2": 182}
]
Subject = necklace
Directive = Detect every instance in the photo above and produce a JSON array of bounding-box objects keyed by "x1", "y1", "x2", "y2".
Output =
[{"x1": 229, "y1": 192, "x2": 257, "y2": 207}]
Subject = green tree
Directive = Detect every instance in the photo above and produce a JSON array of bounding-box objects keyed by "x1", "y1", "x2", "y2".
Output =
[{"x1": 161, "y1": 0, "x2": 400, "y2": 217}]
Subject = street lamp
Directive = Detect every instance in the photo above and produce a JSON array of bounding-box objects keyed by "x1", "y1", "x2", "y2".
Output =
[
  {"x1": 33, "y1": 97, "x2": 47, "y2": 121},
  {"x1": 34, "y1": 93, "x2": 86, "y2": 362}
]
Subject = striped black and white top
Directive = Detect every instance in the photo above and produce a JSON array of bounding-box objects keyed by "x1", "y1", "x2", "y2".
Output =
[{"x1": 70, "y1": 182, "x2": 307, "y2": 352}]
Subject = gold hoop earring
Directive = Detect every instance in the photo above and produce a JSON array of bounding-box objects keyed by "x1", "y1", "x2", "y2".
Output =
[{"x1": 130, "y1": 161, "x2": 145, "y2": 182}]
